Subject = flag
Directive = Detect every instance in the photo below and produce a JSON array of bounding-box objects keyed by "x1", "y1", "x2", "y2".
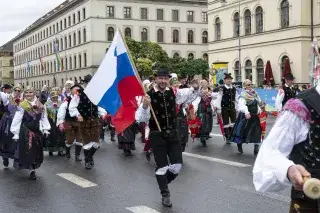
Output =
[
  {"x1": 27, "y1": 60, "x2": 31, "y2": 73},
  {"x1": 53, "y1": 43, "x2": 62, "y2": 71},
  {"x1": 84, "y1": 29, "x2": 144, "y2": 133}
]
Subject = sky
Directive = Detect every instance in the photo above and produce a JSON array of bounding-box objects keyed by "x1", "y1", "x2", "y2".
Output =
[{"x1": 0, "y1": 0, "x2": 65, "y2": 46}]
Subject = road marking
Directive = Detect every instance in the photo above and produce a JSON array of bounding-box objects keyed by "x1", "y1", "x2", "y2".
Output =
[
  {"x1": 182, "y1": 152, "x2": 251, "y2": 168},
  {"x1": 126, "y1": 206, "x2": 161, "y2": 213},
  {"x1": 232, "y1": 185, "x2": 290, "y2": 203},
  {"x1": 57, "y1": 173, "x2": 98, "y2": 188},
  {"x1": 210, "y1": 133, "x2": 223, "y2": 137}
]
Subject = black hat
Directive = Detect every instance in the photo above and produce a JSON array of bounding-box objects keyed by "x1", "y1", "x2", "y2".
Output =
[
  {"x1": 218, "y1": 79, "x2": 224, "y2": 85},
  {"x1": 2, "y1": 84, "x2": 12, "y2": 89},
  {"x1": 70, "y1": 84, "x2": 82, "y2": 91},
  {"x1": 284, "y1": 73, "x2": 295, "y2": 80},
  {"x1": 82, "y1": 74, "x2": 92, "y2": 83},
  {"x1": 154, "y1": 68, "x2": 171, "y2": 78},
  {"x1": 224, "y1": 73, "x2": 233, "y2": 80}
]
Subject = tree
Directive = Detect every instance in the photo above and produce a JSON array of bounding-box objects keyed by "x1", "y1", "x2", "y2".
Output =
[
  {"x1": 179, "y1": 59, "x2": 209, "y2": 80},
  {"x1": 136, "y1": 58, "x2": 153, "y2": 78}
]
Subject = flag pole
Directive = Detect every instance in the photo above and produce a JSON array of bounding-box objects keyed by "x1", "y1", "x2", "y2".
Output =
[{"x1": 118, "y1": 29, "x2": 162, "y2": 132}]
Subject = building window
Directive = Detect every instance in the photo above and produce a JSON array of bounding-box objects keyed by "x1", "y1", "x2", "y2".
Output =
[
  {"x1": 60, "y1": 38, "x2": 64, "y2": 50},
  {"x1": 245, "y1": 60, "x2": 252, "y2": 81},
  {"x1": 65, "y1": 36, "x2": 67, "y2": 49},
  {"x1": 255, "y1": 6, "x2": 263, "y2": 33},
  {"x1": 107, "y1": 27, "x2": 115, "y2": 41},
  {"x1": 125, "y1": 27, "x2": 131, "y2": 38},
  {"x1": 188, "y1": 53, "x2": 194, "y2": 60},
  {"x1": 202, "y1": 31, "x2": 208, "y2": 43},
  {"x1": 215, "y1": 18, "x2": 221, "y2": 40},
  {"x1": 106, "y1": 6, "x2": 115, "y2": 18},
  {"x1": 69, "y1": 35, "x2": 71, "y2": 48},
  {"x1": 79, "y1": 54, "x2": 82, "y2": 68},
  {"x1": 73, "y1": 33, "x2": 77, "y2": 46},
  {"x1": 64, "y1": 18, "x2": 67, "y2": 28},
  {"x1": 157, "y1": 29, "x2": 164, "y2": 43},
  {"x1": 173, "y1": 52, "x2": 179, "y2": 58},
  {"x1": 281, "y1": 0, "x2": 289, "y2": 28},
  {"x1": 234, "y1": 12, "x2": 240, "y2": 37},
  {"x1": 56, "y1": 23, "x2": 59, "y2": 32},
  {"x1": 173, "y1": 29, "x2": 179, "y2": 43},
  {"x1": 234, "y1": 61, "x2": 241, "y2": 81},
  {"x1": 65, "y1": 57, "x2": 68, "y2": 70},
  {"x1": 187, "y1": 11, "x2": 194, "y2": 22},
  {"x1": 78, "y1": 31, "x2": 81, "y2": 44},
  {"x1": 73, "y1": 13, "x2": 76, "y2": 24},
  {"x1": 124, "y1": 7, "x2": 131, "y2": 19},
  {"x1": 68, "y1": 16, "x2": 71, "y2": 26},
  {"x1": 244, "y1": 9, "x2": 251, "y2": 35},
  {"x1": 203, "y1": 53, "x2": 208, "y2": 61},
  {"x1": 74, "y1": 56, "x2": 77, "y2": 69},
  {"x1": 83, "y1": 28, "x2": 87, "y2": 42},
  {"x1": 84, "y1": 52, "x2": 87, "y2": 67},
  {"x1": 201, "y1": 12, "x2": 208, "y2": 23},
  {"x1": 256, "y1": 59, "x2": 264, "y2": 87},
  {"x1": 60, "y1": 20, "x2": 63, "y2": 31},
  {"x1": 78, "y1": 11, "x2": 81, "y2": 22},
  {"x1": 141, "y1": 28, "x2": 148, "y2": 41},
  {"x1": 172, "y1": 10, "x2": 179, "y2": 21},
  {"x1": 187, "y1": 30, "x2": 194, "y2": 43},
  {"x1": 141, "y1": 8, "x2": 148, "y2": 19},
  {"x1": 157, "y1": 9, "x2": 164, "y2": 20},
  {"x1": 281, "y1": 55, "x2": 289, "y2": 76},
  {"x1": 83, "y1": 8, "x2": 86, "y2": 19}
]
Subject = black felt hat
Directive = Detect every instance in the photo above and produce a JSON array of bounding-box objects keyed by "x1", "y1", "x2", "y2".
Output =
[
  {"x1": 284, "y1": 73, "x2": 295, "y2": 80},
  {"x1": 154, "y1": 68, "x2": 171, "y2": 78},
  {"x1": 224, "y1": 73, "x2": 233, "y2": 80},
  {"x1": 2, "y1": 84, "x2": 12, "y2": 89},
  {"x1": 82, "y1": 74, "x2": 92, "y2": 83}
]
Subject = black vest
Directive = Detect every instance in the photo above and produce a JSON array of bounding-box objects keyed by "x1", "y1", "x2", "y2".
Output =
[
  {"x1": 282, "y1": 86, "x2": 297, "y2": 106},
  {"x1": 247, "y1": 99, "x2": 259, "y2": 115},
  {"x1": 147, "y1": 88, "x2": 176, "y2": 132},
  {"x1": 289, "y1": 88, "x2": 320, "y2": 200},
  {"x1": 65, "y1": 96, "x2": 75, "y2": 122},
  {"x1": 221, "y1": 86, "x2": 236, "y2": 109},
  {"x1": 77, "y1": 88, "x2": 98, "y2": 119}
]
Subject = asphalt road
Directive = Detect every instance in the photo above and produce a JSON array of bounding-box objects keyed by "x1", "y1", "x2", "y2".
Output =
[{"x1": 0, "y1": 117, "x2": 291, "y2": 213}]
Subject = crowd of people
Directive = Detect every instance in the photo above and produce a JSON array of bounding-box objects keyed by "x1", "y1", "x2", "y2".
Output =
[{"x1": 0, "y1": 68, "x2": 310, "y2": 209}]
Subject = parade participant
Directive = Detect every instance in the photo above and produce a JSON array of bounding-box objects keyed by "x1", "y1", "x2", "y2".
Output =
[
  {"x1": 56, "y1": 81, "x2": 83, "y2": 161},
  {"x1": 275, "y1": 73, "x2": 297, "y2": 111},
  {"x1": 253, "y1": 81, "x2": 320, "y2": 212},
  {"x1": 0, "y1": 84, "x2": 21, "y2": 167},
  {"x1": 230, "y1": 79, "x2": 261, "y2": 155},
  {"x1": 135, "y1": 68, "x2": 200, "y2": 207},
  {"x1": 215, "y1": 73, "x2": 237, "y2": 144},
  {"x1": 39, "y1": 85, "x2": 49, "y2": 104},
  {"x1": 0, "y1": 84, "x2": 11, "y2": 120},
  {"x1": 117, "y1": 122, "x2": 139, "y2": 156},
  {"x1": 44, "y1": 90, "x2": 65, "y2": 157},
  {"x1": 193, "y1": 80, "x2": 213, "y2": 147},
  {"x1": 62, "y1": 80, "x2": 74, "y2": 100},
  {"x1": 10, "y1": 86, "x2": 50, "y2": 180},
  {"x1": 179, "y1": 74, "x2": 188, "y2": 89},
  {"x1": 258, "y1": 102, "x2": 268, "y2": 142},
  {"x1": 68, "y1": 75, "x2": 101, "y2": 170}
]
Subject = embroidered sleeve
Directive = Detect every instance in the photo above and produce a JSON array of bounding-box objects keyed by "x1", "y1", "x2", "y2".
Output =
[{"x1": 282, "y1": 98, "x2": 310, "y2": 123}]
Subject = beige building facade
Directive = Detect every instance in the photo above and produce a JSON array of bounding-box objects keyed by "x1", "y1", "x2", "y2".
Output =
[
  {"x1": 12, "y1": 0, "x2": 208, "y2": 89},
  {"x1": 0, "y1": 41, "x2": 14, "y2": 85},
  {"x1": 208, "y1": 0, "x2": 317, "y2": 86}
]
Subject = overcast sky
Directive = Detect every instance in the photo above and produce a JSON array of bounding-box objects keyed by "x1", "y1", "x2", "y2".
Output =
[{"x1": 0, "y1": 0, "x2": 65, "y2": 46}]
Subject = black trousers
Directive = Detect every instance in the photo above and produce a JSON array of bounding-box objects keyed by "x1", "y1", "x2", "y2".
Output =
[
  {"x1": 149, "y1": 130, "x2": 183, "y2": 196},
  {"x1": 222, "y1": 107, "x2": 236, "y2": 138}
]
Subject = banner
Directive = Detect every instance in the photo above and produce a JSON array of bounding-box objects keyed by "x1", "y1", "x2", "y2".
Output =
[
  {"x1": 236, "y1": 88, "x2": 278, "y2": 112},
  {"x1": 211, "y1": 62, "x2": 228, "y2": 85}
]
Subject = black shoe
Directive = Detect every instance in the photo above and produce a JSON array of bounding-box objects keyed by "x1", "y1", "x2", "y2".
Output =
[
  {"x1": 3, "y1": 158, "x2": 9, "y2": 167},
  {"x1": 85, "y1": 162, "x2": 92, "y2": 170},
  {"x1": 65, "y1": 147, "x2": 71, "y2": 159},
  {"x1": 58, "y1": 147, "x2": 65, "y2": 156},
  {"x1": 84, "y1": 149, "x2": 92, "y2": 170},
  {"x1": 254, "y1": 145, "x2": 259, "y2": 156},
  {"x1": 29, "y1": 171, "x2": 37, "y2": 180},
  {"x1": 162, "y1": 196, "x2": 172, "y2": 207},
  {"x1": 111, "y1": 137, "x2": 116, "y2": 142},
  {"x1": 75, "y1": 155, "x2": 82, "y2": 162},
  {"x1": 201, "y1": 139, "x2": 207, "y2": 147},
  {"x1": 237, "y1": 144, "x2": 243, "y2": 154},
  {"x1": 124, "y1": 149, "x2": 132, "y2": 156},
  {"x1": 145, "y1": 151, "x2": 151, "y2": 161},
  {"x1": 49, "y1": 151, "x2": 53, "y2": 156},
  {"x1": 75, "y1": 145, "x2": 82, "y2": 161},
  {"x1": 89, "y1": 148, "x2": 97, "y2": 166}
]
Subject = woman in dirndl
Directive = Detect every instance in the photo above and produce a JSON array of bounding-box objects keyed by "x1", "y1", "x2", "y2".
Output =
[
  {"x1": 10, "y1": 86, "x2": 51, "y2": 180},
  {"x1": 229, "y1": 79, "x2": 261, "y2": 155},
  {"x1": 44, "y1": 90, "x2": 65, "y2": 157},
  {"x1": 0, "y1": 84, "x2": 22, "y2": 167}
]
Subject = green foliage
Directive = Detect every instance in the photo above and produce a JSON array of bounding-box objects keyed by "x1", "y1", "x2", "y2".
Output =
[{"x1": 136, "y1": 58, "x2": 153, "y2": 78}]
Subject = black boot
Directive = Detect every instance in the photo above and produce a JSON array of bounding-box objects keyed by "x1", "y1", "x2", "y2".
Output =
[
  {"x1": 237, "y1": 144, "x2": 243, "y2": 154},
  {"x1": 110, "y1": 127, "x2": 116, "y2": 142},
  {"x1": 89, "y1": 148, "x2": 97, "y2": 166},
  {"x1": 166, "y1": 171, "x2": 178, "y2": 184},
  {"x1": 84, "y1": 149, "x2": 92, "y2": 170},
  {"x1": 3, "y1": 158, "x2": 9, "y2": 167},
  {"x1": 75, "y1": 145, "x2": 82, "y2": 162},
  {"x1": 58, "y1": 147, "x2": 65, "y2": 156},
  {"x1": 29, "y1": 170, "x2": 37, "y2": 180},
  {"x1": 201, "y1": 138, "x2": 207, "y2": 147},
  {"x1": 224, "y1": 128, "x2": 231, "y2": 144},
  {"x1": 49, "y1": 151, "x2": 53, "y2": 156},
  {"x1": 156, "y1": 174, "x2": 172, "y2": 207},
  {"x1": 254, "y1": 144, "x2": 259, "y2": 156},
  {"x1": 65, "y1": 146, "x2": 71, "y2": 159}
]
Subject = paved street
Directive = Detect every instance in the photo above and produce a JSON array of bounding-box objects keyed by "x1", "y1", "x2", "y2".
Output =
[{"x1": 0, "y1": 117, "x2": 290, "y2": 213}]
